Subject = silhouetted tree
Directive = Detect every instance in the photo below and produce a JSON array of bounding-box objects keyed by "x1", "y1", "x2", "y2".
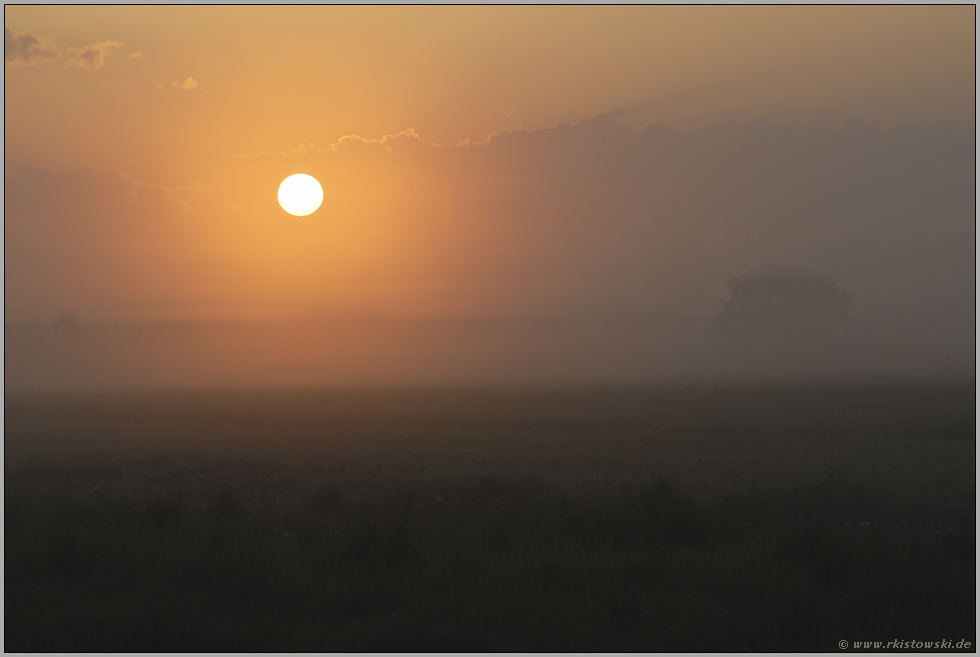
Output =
[{"x1": 709, "y1": 266, "x2": 851, "y2": 354}]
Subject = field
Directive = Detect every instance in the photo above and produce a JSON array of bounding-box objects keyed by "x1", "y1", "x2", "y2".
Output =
[{"x1": 4, "y1": 384, "x2": 976, "y2": 651}]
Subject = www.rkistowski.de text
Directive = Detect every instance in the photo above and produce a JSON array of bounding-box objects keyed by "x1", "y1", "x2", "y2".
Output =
[{"x1": 840, "y1": 639, "x2": 972, "y2": 650}]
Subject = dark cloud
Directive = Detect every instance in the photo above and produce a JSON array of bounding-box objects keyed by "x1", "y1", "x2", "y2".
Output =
[
  {"x1": 4, "y1": 26, "x2": 58, "y2": 65},
  {"x1": 345, "y1": 113, "x2": 974, "y2": 319}
]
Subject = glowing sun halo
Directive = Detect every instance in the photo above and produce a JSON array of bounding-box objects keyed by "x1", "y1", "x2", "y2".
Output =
[{"x1": 278, "y1": 174, "x2": 323, "y2": 216}]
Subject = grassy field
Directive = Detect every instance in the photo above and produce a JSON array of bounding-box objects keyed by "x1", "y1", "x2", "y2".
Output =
[{"x1": 4, "y1": 384, "x2": 975, "y2": 650}]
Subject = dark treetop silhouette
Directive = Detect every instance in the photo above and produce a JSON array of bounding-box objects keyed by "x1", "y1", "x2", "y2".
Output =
[{"x1": 709, "y1": 266, "x2": 852, "y2": 358}]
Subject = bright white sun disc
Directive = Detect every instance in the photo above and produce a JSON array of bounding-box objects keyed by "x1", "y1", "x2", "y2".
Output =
[{"x1": 278, "y1": 174, "x2": 323, "y2": 216}]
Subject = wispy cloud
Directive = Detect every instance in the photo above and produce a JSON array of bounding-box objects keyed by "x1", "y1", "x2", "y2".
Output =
[
  {"x1": 5, "y1": 25, "x2": 125, "y2": 70},
  {"x1": 172, "y1": 77, "x2": 199, "y2": 90},
  {"x1": 64, "y1": 40, "x2": 124, "y2": 70}
]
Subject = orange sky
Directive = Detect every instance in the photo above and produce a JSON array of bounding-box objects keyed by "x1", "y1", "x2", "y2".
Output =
[
  {"x1": 4, "y1": 6, "x2": 975, "y2": 324},
  {"x1": 6, "y1": 6, "x2": 974, "y2": 179}
]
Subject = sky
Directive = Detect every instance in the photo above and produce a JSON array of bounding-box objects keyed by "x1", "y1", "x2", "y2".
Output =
[{"x1": 3, "y1": 6, "x2": 975, "y2": 385}]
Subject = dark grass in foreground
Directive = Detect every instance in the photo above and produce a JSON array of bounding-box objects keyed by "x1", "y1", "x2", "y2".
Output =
[{"x1": 5, "y1": 384, "x2": 976, "y2": 651}]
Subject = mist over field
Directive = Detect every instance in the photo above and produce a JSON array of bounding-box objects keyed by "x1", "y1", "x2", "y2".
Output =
[
  {"x1": 5, "y1": 116, "x2": 974, "y2": 390},
  {"x1": 2, "y1": 312, "x2": 975, "y2": 392}
]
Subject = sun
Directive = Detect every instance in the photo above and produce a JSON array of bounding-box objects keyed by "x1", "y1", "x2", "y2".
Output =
[{"x1": 278, "y1": 174, "x2": 323, "y2": 216}]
